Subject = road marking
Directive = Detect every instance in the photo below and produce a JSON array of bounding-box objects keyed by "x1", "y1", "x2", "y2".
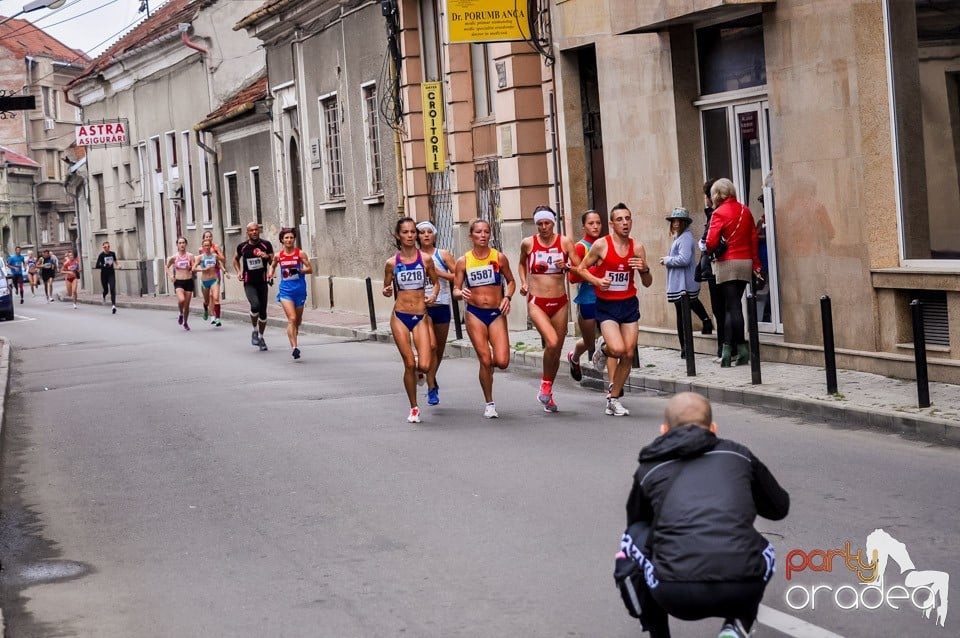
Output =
[
  {"x1": 13, "y1": 314, "x2": 37, "y2": 321},
  {"x1": 759, "y1": 604, "x2": 845, "y2": 638}
]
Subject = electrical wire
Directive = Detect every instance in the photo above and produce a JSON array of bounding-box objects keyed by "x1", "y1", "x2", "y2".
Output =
[{"x1": 0, "y1": 0, "x2": 85, "y2": 39}]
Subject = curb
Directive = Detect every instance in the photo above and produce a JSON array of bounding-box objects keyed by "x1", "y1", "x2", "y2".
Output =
[
  {"x1": 0, "y1": 337, "x2": 9, "y2": 634},
  {"x1": 78, "y1": 297, "x2": 960, "y2": 447}
]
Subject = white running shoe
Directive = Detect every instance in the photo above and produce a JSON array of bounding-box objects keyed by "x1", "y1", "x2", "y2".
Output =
[
  {"x1": 407, "y1": 407, "x2": 421, "y2": 423},
  {"x1": 483, "y1": 402, "x2": 499, "y2": 419},
  {"x1": 605, "y1": 396, "x2": 630, "y2": 417}
]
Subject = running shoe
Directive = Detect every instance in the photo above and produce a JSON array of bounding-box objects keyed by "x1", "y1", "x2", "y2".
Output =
[
  {"x1": 258, "y1": 337, "x2": 268, "y2": 351},
  {"x1": 717, "y1": 620, "x2": 750, "y2": 638},
  {"x1": 592, "y1": 338, "x2": 607, "y2": 371},
  {"x1": 183, "y1": 323, "x2": 190, "y2": 331},
  {"x1": 202, "y1": 306, "x2": 209, "y2": 321},
  {"x1": 605, "y1": 396, "x2": 630, "y2": 417},
  {"x1": 211, "y1": 316, "x2": 217, "y2": 324},
  {"x1": 483, "y1": 402, "x2": 499, "y2": 419},
  {"x1": 537, "y1": 380, "x2": 553, "y2": 406},
  {"x1": 292, "y1": 347, "x2": 301, "y2": 360},
  {"x1": 112, "y1": 306, "x2": 117, "y2": 314},
  {"x1": 72, "y1": 303, "x2": 77, "y2": 309},
  {"x1": 178, "y1": 314, "x2": 183, "y2": 325},
  {"x1": 407, "y1": 407, "x2": 421, "y2": 423},
  {"x1": 251, "y1": 329, "x2": 260, "y2": 346},
  {"x1": 543, "y1": 396, "x2": 558, "y2": 413},
  {"x1": 214, "y1": 319, "x2": 222, "y2": 327},
  {"x1": 607, "y1": 382, "x2": 625, "y2": 399},
  {"x1": 427, "y1": 386, "x2": 440, "y2": 406},
  {"x1": 20, "y1": 298, "x2": 23, "y2": 304},
  {"x1": 567, "y1": 351, "x2": 583, "y2": 381}
]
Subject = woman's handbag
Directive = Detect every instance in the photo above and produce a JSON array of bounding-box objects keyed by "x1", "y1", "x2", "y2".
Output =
[{"x1": 697, "y1": 251, "x2": 714, "y2": 280}]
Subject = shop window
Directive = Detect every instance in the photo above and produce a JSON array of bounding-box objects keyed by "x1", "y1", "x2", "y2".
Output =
[{"x1": 697, "y1": 13, "x2": 766, "y2": 96}]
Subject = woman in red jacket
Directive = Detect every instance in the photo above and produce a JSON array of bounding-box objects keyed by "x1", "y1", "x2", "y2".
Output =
[{"x1": 705, "y1": 178, "x2": 762, "y2": 367}]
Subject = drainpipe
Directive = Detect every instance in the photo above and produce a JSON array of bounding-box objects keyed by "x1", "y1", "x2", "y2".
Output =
[
  {"x1": 194, "y1": 129, "x2": 226, "y2": 252},
  {"x1": 178, "y1": 23, "x2": 208, "y2": 55}
]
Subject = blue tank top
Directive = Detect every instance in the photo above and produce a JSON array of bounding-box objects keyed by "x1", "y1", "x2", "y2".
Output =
[{"x1": 573, "y1": 238, "x2": 597, "y2": 305}]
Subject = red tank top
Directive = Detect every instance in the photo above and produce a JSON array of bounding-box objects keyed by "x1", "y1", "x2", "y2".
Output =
[
  {"x1": 595, "y1": 235, "x2": 637, "y2": 301},
  {"x1": 527, "y1": 234, "x2": 564, "y2": 275},
  {"x1": 277, "y1": 248, "x2": 303, "y2": 279}
]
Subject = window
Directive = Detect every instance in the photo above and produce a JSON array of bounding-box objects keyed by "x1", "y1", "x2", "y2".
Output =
[
  {"x1": 41, "y1": 86, "x2": 53, "y2": 117},
  {"x1": 319, "y1": 94, "x2": 344, "y2": 200},
  {"x1": 151, "y1": 137, "x2": 162, "y2": 173},
  {"x1": 471, "y1": 44, "x2": 495, "y2": 118},
  {"x1": 123, "y1": 163, "x2": 132, "y2": 199},
  {"x1": 45, "y1": 150, "x2": 58, "y2": 180},
  {"x1": 885, "y1": 0, "x2": 960, "y2": 260},
  {"x1": 58, "y1": 217, "x2": 66, "y2": 243},
  {"x1": 165, "y1": 131, "x2": 178, "y2": 176},
  {"x1": 198, "y1": 145, "x2": 212, "y2": 225},
  {"x1": 112, "y1": 166, "x2": 120, "y2": 204},
  {"x1": 419, "y1": 0, "x2": 443, "y2": 82},
  {"x1": 181, "y1": 131, "x2": 194, "y2": 226},
  {"x1": 94, "y1": 173, "x2": 106, "y2": 229},
  {"x1": 136, "y1": 144, "x2": 147, "y2": 199},
  {"x1": 224, "y1": 172, "x2": 240, "y2": 227},
  {"x1": 362, "y1": 83, "x2": 383, "y2": 194},
  {"x1": 696, "y1": 14, "x2": 766, "y2": 95},
  {"x1": 249, "y1": 167, "x2": 262, "y2": 225}
]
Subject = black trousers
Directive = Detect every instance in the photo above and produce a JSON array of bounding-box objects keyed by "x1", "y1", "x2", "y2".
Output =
[
  {"x1": 244, "y1": 283, "x2": 269, "y2": 321},
  {"x1": 720, "y1": 279, "x2": 748, "y2": 347},
  {"x1": 100, "y1": 269, "x2": 116, "y2": 305},
  {"x1": 705, "y1": 278, "x2": 725, "y2": 356}
]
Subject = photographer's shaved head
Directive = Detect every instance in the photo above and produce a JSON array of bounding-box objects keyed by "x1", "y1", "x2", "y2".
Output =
[{"x1": 663, "y1": 392, "x2": 713, "y2": 430}]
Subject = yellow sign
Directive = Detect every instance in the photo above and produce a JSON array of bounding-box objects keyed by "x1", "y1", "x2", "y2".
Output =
[
  {"x1": 447, "y1": 0, "x2": 531, "y2": 43},
  {"x1": 421, "y1": 82, "x2": 446, "y2": 173}
]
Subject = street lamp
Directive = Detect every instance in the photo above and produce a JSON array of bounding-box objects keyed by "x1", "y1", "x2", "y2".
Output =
[{"x1": 0, "y1": 0, "x2": 67, "y2": 28}]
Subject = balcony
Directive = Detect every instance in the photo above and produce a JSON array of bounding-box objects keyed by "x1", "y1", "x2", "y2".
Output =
[
  {"x1": 35, "y1": 181, "x2": 70, "y2": 205},
  {"x1": 608, "y1": 0, "x2": 773, "y2": 34}
]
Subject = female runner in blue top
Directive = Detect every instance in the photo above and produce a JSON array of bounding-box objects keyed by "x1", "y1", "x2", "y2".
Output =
[
  {"x1": 382, "y1": 217, "x2": 439, "y2": 423},
  {"x1": 270, "y1": 227, "x2": 313, "y2": 360}
]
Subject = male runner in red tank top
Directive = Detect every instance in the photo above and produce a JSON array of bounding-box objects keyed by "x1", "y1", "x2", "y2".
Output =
[{"x1": 574, "y1": 203, "x2": 653, "y2": 417}]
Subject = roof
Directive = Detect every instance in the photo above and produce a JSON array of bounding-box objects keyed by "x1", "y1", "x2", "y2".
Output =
[
  {"x1": 72, "y1": 0, "x2": 217, "y2": 84},
  {"x1": 0, "y1": 17, "x2": 89, "y2": 65},
  {"x1": 235, "y1": 0, "x2": 294, "y2": 30},
  {"x1": 0, "y1": 145, "x2": 41, "y2": 168},
  {"x1": 196, "y1": 72, "x2": 268, "y2": 130}
]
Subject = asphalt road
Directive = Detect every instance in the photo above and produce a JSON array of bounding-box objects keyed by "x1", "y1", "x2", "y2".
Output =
[{"x1": 0, "y1": 300, "x2": 958, "y2": 637}]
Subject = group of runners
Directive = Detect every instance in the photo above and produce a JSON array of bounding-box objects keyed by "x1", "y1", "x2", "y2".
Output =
[
  {"x1": 165, "y1": 223, "x2": 312, "y2": 359},
  {"x1": 383, "y1": 203, "x2": 653, "y2": 424},
  {"x1": 5, "y1": 245, "x2": 81, "y2": 307}
]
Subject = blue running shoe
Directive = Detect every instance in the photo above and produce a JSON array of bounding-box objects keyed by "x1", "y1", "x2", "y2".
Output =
[{"x1": 427, "y1": 386, "x2": 440, "y2": 405}]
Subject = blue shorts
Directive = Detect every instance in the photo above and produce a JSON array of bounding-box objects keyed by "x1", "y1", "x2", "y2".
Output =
[
  {"x1": 578, "y1": 302, "x2": 597, "y2": 321},
  {"x1": 395, "y1": 311, "x2": 425, "y2": 331},
  {"x1": 277, "y1": 288, "x2": 307, "y2": 307},
  {"x1": 465, "y1": 304, "x2": 502, "y2": 327},
  {"x1": 427, "y1": 304, "x2": 451, "y2": 325},
  {"x1": 596, "y1": 297, "x2": 640, "y2": 324}
]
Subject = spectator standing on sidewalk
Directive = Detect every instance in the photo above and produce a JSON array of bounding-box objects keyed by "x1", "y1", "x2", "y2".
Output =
[
  {"x1": 621, "y1": 392, "x2": 789, "y2": 638},
  {"x1": 95, "y1": 241, "x2": 119, "y2": 313},
  {"x1": 517, "y1": 205, "x2": 579, "y2": 413},
  {"x1": 697, "y1": 179, "x2": 724, "y2": 360},
  {"x1": 416, "y1": 221, "x2": 456, "y2": 406},
  {"x1": 575, "y1": 203, "x2": 653, "y2": 417},
  {"x1": 659, "y1": 207, "x2": 712, "y2": 359}
]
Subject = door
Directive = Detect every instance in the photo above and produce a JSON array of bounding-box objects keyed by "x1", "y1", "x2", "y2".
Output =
[{"x1": 701, "y1": 100, "x2": 782, "y2": 333}]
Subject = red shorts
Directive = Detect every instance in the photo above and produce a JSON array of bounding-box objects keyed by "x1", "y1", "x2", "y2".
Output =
[{"x1": 528, "y1": 295, "x2": 568, "y2": 318}]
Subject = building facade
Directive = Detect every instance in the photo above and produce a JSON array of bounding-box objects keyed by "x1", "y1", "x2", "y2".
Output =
[
  {"x1": 67, "y1": 0, "x2": 265, "y2": 298},
  {"x1": 550, "y1": 0, "x2": 960, "y2": 382},
  {"x1": 0, "y1": 145, "x2": 40, "y2": 255}
]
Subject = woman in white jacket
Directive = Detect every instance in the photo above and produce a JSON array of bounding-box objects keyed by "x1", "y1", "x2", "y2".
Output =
[{"x1": 659, "y1": 207, "x2": 712, "y2": 358}]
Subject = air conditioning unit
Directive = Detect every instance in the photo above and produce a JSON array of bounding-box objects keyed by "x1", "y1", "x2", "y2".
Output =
[
  {"x1": 166, "y1": 178, "x2": 183, "y2": 200},
  {"x1": 43, "y1": 118, "x2": 54, "y2": 131}
]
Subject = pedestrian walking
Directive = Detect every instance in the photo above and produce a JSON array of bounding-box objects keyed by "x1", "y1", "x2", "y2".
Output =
[
  {"x1": 60, "y1": 250, "x2": 80, "y2": 308},
  {"x1": 659, "y1": 207, "x2": 712, "y2": 358},
  {"x1": 166, "y1": 237, "x2": 195, "y2": 330},
  {"x1": 619, "y1": 392, "x2": 789, "y2": 638},
  {"x1": 704, "y1": 179, "x2": 762, "y2": 367},
  {"x1": 697, "y1": 179, "x2": 724, "y2": 359},
  {"x1": 384, "y1": 217, "x2": 439, "y2": 423},
  {"x1": 195, "y1": 238, "x2": 229, "y2": 327},
  {"x1": 453, "y1": 218, "x2": 517, "y2": 419},
  {"x1": 233, "y1": 222, "x2": 275, "y2": 351},
  {"x1": 517, "y1": 205, "x2": 579, "y2": 412},
  {"x1": 416, "y1": 220, "x2": 456, "y2": 405},
  {"x1": 270, "y1": 228, "x2": 312, "y2": 359},
  {"x1": 575, "y1": 203, "x2": 653, "y2": 416},
  {"x1": 95, "y1": 240, "x2": 119, "y2": 313}
]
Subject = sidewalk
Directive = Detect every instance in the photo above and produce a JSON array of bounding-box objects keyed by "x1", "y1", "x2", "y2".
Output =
[{"x1": 72, "y1": 290, "x2": 960, "y2": 446}]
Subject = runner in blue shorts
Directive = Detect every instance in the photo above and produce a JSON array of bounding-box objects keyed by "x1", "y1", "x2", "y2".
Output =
[
  {"x1": 566, "y1": 210, "x2": 605, "y2": 381},
  {"x1": 270, "y1": 227, "x2": 313, "y2": 360},
  {"x1": 417, "y1": 221, "x2": 456, "y2": 405}
]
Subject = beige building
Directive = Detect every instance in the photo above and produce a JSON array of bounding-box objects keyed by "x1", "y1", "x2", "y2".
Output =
[{"x1": 550, "y1": 0, "x2": 960, "y2": 382}]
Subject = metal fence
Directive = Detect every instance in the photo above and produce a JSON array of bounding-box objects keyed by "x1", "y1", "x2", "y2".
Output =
[
  {"x1": 427, "y1": 169, "x2": 454, "y2": 251},
  {"x1": 475, "y1": 159, "x2": 503, "y2": 251}
]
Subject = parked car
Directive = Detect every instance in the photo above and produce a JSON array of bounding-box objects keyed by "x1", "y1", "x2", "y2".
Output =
[{"x1": 0, "y1": 263, "x2": 14, "y2": 321}]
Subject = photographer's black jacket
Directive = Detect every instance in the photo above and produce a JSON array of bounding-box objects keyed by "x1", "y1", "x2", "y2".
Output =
[{"x1": 626, "y1": 425, "x2": 790, "y2": 583}]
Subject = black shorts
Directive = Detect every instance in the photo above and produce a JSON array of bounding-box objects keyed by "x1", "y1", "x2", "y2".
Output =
[
  {"x1": 173, "y1": 278, "x2": 195, "y2": 293},
  {"x1": 40, "y1": 270, "x2": 55, "y2": 281},
  {"x1": 427, "y1": 304, "x2": 451, "y2": 325},
  {"x1": 596, "y1": 297, "x2": 640, "y2": 324}
]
